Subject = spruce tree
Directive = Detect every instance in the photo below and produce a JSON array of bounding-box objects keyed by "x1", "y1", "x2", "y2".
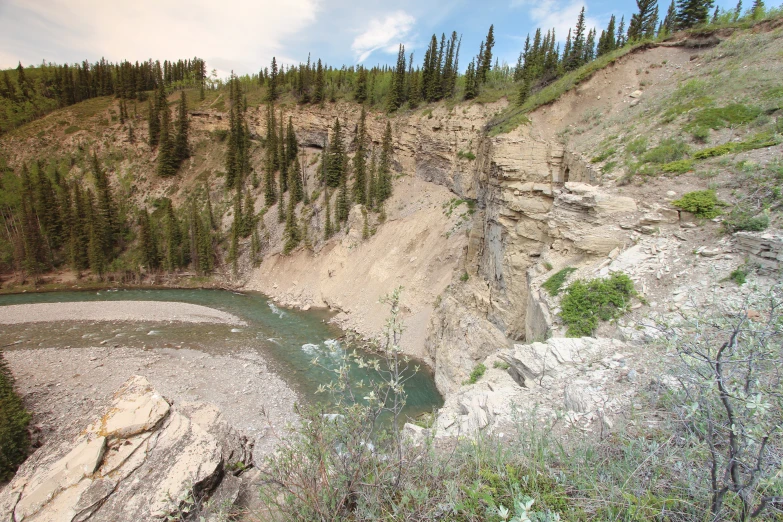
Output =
[
  {"x1": 367, "y1": 150, "x2": 377, "y2": 210},
  {"x1": 174, "y1": 91, "x2": 189, "y2": 163},
  {"x1": 733, "y1": 0, "x2": 742, "y2": 21},
  {"x1": 242, "y1": 190, "x2": 255, "y2": 237},
  {"x1": 663, "y1": 1, "x2": 678, "y2": 33},
  {"x1": 517, "y1": 76, "x2": 531, "y2": 106},
  {"x1": 478, "y1": 25, "x2": 495, "y2": 83},
  {"x1": 323, "y1": 188, "x2": 333, "y2": 239},
  {"x1": 267, "y1": 57, "x2": 279, "y2": 102},
  {"x1": 463, "y1": 59, "x2": 478, "y2": 100},
  {"x1": 164, "y1": 200, "x2": 182, "y2": 271},
  {"x1": 377, "y1": 122, "x2": 394, "y2": 204},
  {"x1": 336, "y1": 166, "x2": 349, "y2": 223},
  {"x1": 278, "y1": 111, "x2": 286, "y2": 193},
  {"x1": 90, "y1": 153, "x2": 116, "y2": 260},
  {"x1": 86, "y1": 193, "x2": 106, "y2": 279},
  {"x1": 313, "y1": 59, "x2": 325, "y2": 104},
  {"x1": 138, "y1": 208, "x2": 159, "y2": 270},
  {"x1": 229, "y1": 191, "x2": 241, "y2": 274},
  {"x1": 326, "y1": 118, "x2": 345, "y2": 188},
  {"x1": 283, "y1": 193, "x2": 301, "y2": 254},
  {"x1": 289, "y1": 156, "x2": 304, "y2": 204},
  {"x1": 386, "y1": 44, "x2": 407, "y2": 112},
  {"x1": 568, "y1": 8, "x2": 587, "y2": 70},
  {"x1": 352, "y1": 107, "x2": 368, "y2": 204},
  {"x1": 278, "y1": 163, "x2": 286, "y2": 223},
  {"x1": 147, "y1": 97, "x2": 160, "y2": 147},
  {"x1": 677, "y1": 0, "x2": 715, "y2": 28},
  {"x1": 751, "y1": 0, "x2": 764, "y2": 18},
  {"x1": 157, "y1": 98, "x2": 177, "y2": 177},
  {"x1": 355, "y1": 67, "x2": 368, "y2": 103}
]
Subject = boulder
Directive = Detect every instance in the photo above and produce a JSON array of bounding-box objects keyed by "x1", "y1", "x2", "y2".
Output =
[{"x1": 1, "y1": 376, "x2": 254, "y2": 522}]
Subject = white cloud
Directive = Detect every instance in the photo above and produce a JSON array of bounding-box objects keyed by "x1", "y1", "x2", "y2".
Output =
[
  {"x1": 0, "y1": 0, "x2": 320, "y2": 76},
  {"x1": 509, "y1": 0, "x2": 600, "y2": 42},
  {"x1": 351, "y1": 11, "x2": 416, "y2": 63}
]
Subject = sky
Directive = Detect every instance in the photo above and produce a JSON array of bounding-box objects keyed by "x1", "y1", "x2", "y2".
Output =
[{"x1": 0, "y1": 0, "x2": 743, "y2": 77}]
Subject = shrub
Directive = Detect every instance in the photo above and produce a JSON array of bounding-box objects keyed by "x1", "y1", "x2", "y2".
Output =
[
  {"x1": 560, "y1": 273, "x2": 635, "y2": 337},
  {"x1": 590, "y1": 147, "x2": 616, "y2": 163},
  {"x1": 542, "y1": 267, "x2": 576, "y2": 296},
  {"x1": 460, "y1": 271, "x2": 469, "y2": 282},
  {"x1": 626, "y1": 136, "x2": 649, "y2": 156},
  {"x1": 641, "y1": 138, "x2": 689, "y2": 164},
  {"x1": 728, "y1": 268, "x2": 748, "y2": 285},
  {"x1": 464, "y1": 363, "x2": 486, "y2": 385},
  {"x1": 671, "y1": 190, "x2": 722, "y2": 218},
  {"x1": 493, "y1": 360, "x2": 511, "y2": 370},
  {"x1": 685, "y1": 104, "x2": 762, "y2": 133},
  {"x1": 660, "y1": 159, "x2": 694, "y2": 174},
  {"x1": 457, "y1": 150, "x2": 476, "y2": 161},
  {"x1": 0, "y1": 350, "x2": 31, "y2": 481},
  {"x1": 693, "y1": 143, "x2": 735, "y2": 159},
  {"x1": 724, "y1": 210, "x2": 769, "y2": 232}
]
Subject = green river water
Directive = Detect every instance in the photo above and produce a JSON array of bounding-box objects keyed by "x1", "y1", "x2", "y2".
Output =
[{"x1": 0, "y1": 288, "x2": 443, "y2": 420}]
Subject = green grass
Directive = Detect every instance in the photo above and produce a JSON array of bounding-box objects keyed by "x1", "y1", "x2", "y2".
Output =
[
  {"x1": 626, "y1": 136, "x2": 649, "y2": 156},
  {"x1": 590, "y1": 146, "x2": 617, "y2": 163},
  {"x1": 684, "y1": 104, "x2": 762, "y2": 133},
  {"x1": 671, "y1": 190, "x2": 723, "y2": 218},
  {"x1": 493, "y1": 360, "x2": 511, "y2": 370},
  {"x1": 560, "y1": 272, "x2": 635, "y2": 337},
  {"x1": 64, "y1": 125, "x2": 80, "y2": 135},
  {"x1": 693, "y1": 131, "x2": 782, "y2": 160},
  {"x1": 542, "y1": 267, "x2": 577, "y2": 296},
  {"x1": 463, "y1": 363, "x2": 487, "y2": 385}
]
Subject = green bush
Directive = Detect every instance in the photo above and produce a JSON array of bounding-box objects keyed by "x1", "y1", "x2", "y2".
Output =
[
  {"x1": 671, "y1": 190, "x2": 722, "y2": 218},
  {"x1": 641, "y1": 138, "x2": 689, "y2": 164},
  {"x1": 685, "y1": 104, "x2": 761, "y2": 132},
  {"x1": 590, "y1": 147, "x2": 616, "y2": 163},
  {"x1": 0, "y1": 350, "x2": 31, "y2": 481},
  {"x1": 693, "y1": 143, "x2": 735, "y2": 159},
  {"x1": 724, "y1": 210, "x2": 769, "y2": 232},
  {"x1": 542, "y1": 267, "x2": 577, "y2": 296},
  {"x1": 457, "y1": 150, "x2": 476, "y2": 160},
  {"x1": 626, "y1": 136, "x2": 649, "y2": 156},
  {"x1": 728, "y1": 268, "x2": 748, "y2": 285},
  {"x1": 464, "y1": 363, "x2": 487, "y2": 385},
  {"x1": 560, "y1": 273, "x2": 635, "y2": 337},
  {"x1": 660, "y1": 159, "x2": 694, "y2": 174}
]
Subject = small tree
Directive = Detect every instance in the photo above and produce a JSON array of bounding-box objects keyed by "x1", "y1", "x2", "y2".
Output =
[{"x1": 661, "y1": 284, "x2": 783, "y2": 521}]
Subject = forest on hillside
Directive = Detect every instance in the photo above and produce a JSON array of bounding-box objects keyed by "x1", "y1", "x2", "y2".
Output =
[{"x1": 0, "y1": 0, "x2": 777, "y2": 282}]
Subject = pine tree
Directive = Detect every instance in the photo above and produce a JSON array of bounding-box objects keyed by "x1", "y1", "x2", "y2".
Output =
[
  {"x1": 323, "y1": 188, "x2": 333, "y2": 239},
  {"x1": 174, "y1": 90, "x2": 189, "y2": 163},
  {"x1": 617, "y1": 16, "x2": 627, "y2": 47},
  {"x1": 463, "y1": 59, "x2": 478, "y2": 100},
  {"x1": 164, "y1": 200, "x2": 182, "y2": 271},
  {"x1": 367, "y1": 150, "x2": 377, "y2": 211},
  {"x1": 250, "y1": 225, "x2": 262, "y2": 266},
  {"x1": 147, "y1": 97, "x2": 160, "y2": 147},
  {"x1": 377, "y1": 122, "x2": 393, "y2": 204},
  {"x1": 598, "y1": 15, "x2": 618, "y2": 56},
  {"x1": 242, "y1": 190, "x2": 255, "y2": 237},
  {"x1": 267, "y1": 57, "x2": 279, "y2": 102},
  {"x1": 229, "y1": 191, "x2": 241, "y2": 274},
  {"x1": 751, "y1": 0, "x2": 765, "y2": 18},
  {"x1": 86, "y1": 192, "x2": 106, "y2": 279},
  {"x1": 278, "y1": 163, "x2": 286, "y2": 223},
  {"x1": 478, "y1": 25, "x2": 495, "y2": 84},
  {"x1": 138, "y1": 208, "x2": 159, "y2": 270},
  {"x1": 326, "y1": 118, "x2": 345, "y2": 187},
  {"x1": 734, "y1": 0, "x2": 743, "y2": 21},
  {"x1": 283, "y1": 193, "x2": 301, "y2": 254},
  {"x1": 386, "y1": 44, "x2": 407, "y2": 112},
  {"x1": 677, "y1": 0, "x2": 715, "y2": 28},
  {"x1": 517, "y1": 76, "x2": 531, "y2": 106},
  {"x1": 278, "y1": 111, "x2": 286, "y2": 193},
  {"x1": 289, "y1": 155, "x2": 304, "y2": 204},
  {"x1": 353, "y1": 107, "x2": 368, "y2": 204},
  {"x1": 69, "y1": 183, "x2": 89, "y2": 270},
  {"x1": 663, "y1": 1, "x2": 678, "y2": 33},
  {"x1": 336, "y1": 167, "x2": 349, "y2": 223},
  {"x1": 90, "y1": 153, "x2": 116, "y2": 260},
  {"x1": 568, "y1": 8, "x2": 587, "y2": 70},
  {"x1": 286, "y1": 117, "x2": 298, "y2": 168},
  {"x1": 157, "y1": 98, "x2": 177, "y2": 177},
  {"x1": 313, "y1": 59, "x2": 325, "y2": 104},
  {"x1": 354, "y1": 66, "x2": 368, "y2": 103}
]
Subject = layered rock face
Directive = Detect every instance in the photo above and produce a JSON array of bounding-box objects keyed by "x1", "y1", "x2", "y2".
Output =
[{"x1": 1, "y1": 376, "x2": 253, "y2": 521}]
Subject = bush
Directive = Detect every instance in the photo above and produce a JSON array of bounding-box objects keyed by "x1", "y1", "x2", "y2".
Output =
[
  {"x1": 724, "y1": 210, "x2": 769, "y2": 232},
  {"x1": 660, "y1": 159, "x2": 694, "y2": 174},
  {"x1": 457, "y1": 150, "x2": 476, "y2": 161},
  {"x1": 0, "y1": 350, "x2": 31, "y2": 481},
  {"x1": 542, "y1": 267, "x2": 576, "y2": 296},
  {"x1": 463, "y1": 363, "x2": 486, "y2": 385},
  {"x1": 671, "y1": 190, "x2": 722, "y2": 218},
  {"x1": 641, "y1": 138, "x2": 689, "y2": 164},
  {"x1": 727, "y1": 268, "x2": 748, "y2": 285},
  {"x1": 560, "y1": 273, "x2": 635, "y2": 337}
]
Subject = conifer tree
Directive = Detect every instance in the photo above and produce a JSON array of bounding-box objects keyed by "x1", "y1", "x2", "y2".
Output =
[
  {"x1": 242, "y1": 190, "x2": 255, "y2": 237},
  {"x1": 19, "y1": 166, "x2": 46, "y2": 277},
  {"x1": 267, "y1": 57, "x2": 279, "y2": 102},
  {"x1": 164, "y1": 200, "x2": 182, "y2": 271},
  {"x1": 478, "y1": 25, "x2": 495, "y2": 83},
  {"x1": 733, "y1": 0, "x2": 743, "y2": 21},
  {"x1": 367, "y1": 150, "x2": 377, "y2": 210},
  {"x1": 286, "y1": 117, "x2": 298, "y2": 167},
  {"x1": 386, "y1": 44, "x2": 407, "y2": 112},
  {"x1": 90, "y1": 153, "x2": 116, "y2": 260},
  {"x1": 326, "y1": 118, "x2": 345, "y2": 187},
  {"x1": 353, "y1": 107, "x2": 368, "y2": 204},
  {"x1": 617, "y1": 16, "x2": 627, "y2": 47},
  {"x1": 336, "y1": 166, "x2": 349, "y2": 223},
  {"x1": 677, "y1": 0, "x2": 715, "y2": 28},
  {"x1": 229, "y1": 191, "x2": 241, "y2": 274},
  {"x1": 354, "y1": 67, "x2": 368, "y2": 103},
  {"x1": 568, "y1": 8, "x2": 587, "y2": 70},
  {"x1": 138, "y1": 208, "x2": 159, "y2": 270},
  {"x1": 313, "y1": 59, "x2": 325, "y2": 104},
  {"x1": 663, "y1": 1, "x2": 678, "y2": 33},
  {"x1": 517, "y1": 76, "x2": 531, "y2": 106},
  {"x1": 86, "y1": 192, "x2": 106, "y2": 279},
  {"x1": 174, "y1": 91, "x2": 189, "y2": 163},
  {"x1": 69, "y1": 183, "x2": 89, "y2": 270},
  {"x1": 598, "y1": 15, "x2": 618, "y2": 55},
  {"x1": 278, "y1": 112, "x2": 286, "y2": 193},
  {"x1": 157, "y1": 100, "x2": 177, "y2": 177},
  {"x1": 463, "y1": 59, "x2": 478, "y2": 100},
  {"x1": 250, "y1": 225, "x2": 262, "y2": 266},
  {"x1": 204, "y1": 185, "x2": 215, "y2": 230},
  {"x1": 283, "y1": 193, "x2": 301, "y2": 254},
  {"x1": 323, "y1": 188, "x2": 333, "y2": 239},
  {"x1": 751, "y1": 0, "x2": 764, "y2": 18},
  {"x1": 377, "y1": 122, "x2": 394, "y2": 204},
  {"x1": 147, "y1": 97, "x2": 160, "y2": 147},
  {"x1": 289, "y1": 156, "x2": 304, "y2": 204},
  {"x1": 278, "y1": 163, "x2": 286, "y2": 223}
]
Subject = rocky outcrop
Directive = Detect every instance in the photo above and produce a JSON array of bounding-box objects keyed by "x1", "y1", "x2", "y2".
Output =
[
  {"x1": 1, "y1": 376, "x2": 253, "y2": 521},
  {"x1": 435, "y1": 337, "x2": 639, "y2": 437},
  {"x1": 735, "y1": 231, "x2": 783, "y2": 273}
]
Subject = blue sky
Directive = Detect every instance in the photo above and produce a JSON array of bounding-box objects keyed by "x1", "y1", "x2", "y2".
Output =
[{"x1": 0, "y1": 0, "x2": 744, "y2": 77}]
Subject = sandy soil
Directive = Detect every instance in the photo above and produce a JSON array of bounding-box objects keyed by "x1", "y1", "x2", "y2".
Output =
[{"x1": 0, "y1": 301, "x2": 246, "y2": 325}]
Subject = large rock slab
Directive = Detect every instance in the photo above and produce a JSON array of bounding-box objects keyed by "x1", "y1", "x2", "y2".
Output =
[{"x1": 1, "y1": 376, "x2": 254, "y2": 521}]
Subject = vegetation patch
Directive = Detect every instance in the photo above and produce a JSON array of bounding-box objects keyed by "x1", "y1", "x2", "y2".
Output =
[
  {"x1": 542, "y1": 267, "x2": 577, "y2": 296},
  {"x1": 590, "y1": 146, "x2": 616, "y2": 163},
  {"x1": 684, "y1": 103, "x2": 762, "y2": 133},
  {"x1": 63, "y1": 125, "x2": 80, "y2": 134},
  {"x1": 625, "y1": 136, "x2": 649, "y2": 156},
  {"x1": 560, "y1": 272, "x2": 635, "y2": 337},
  {"x1": 457, "y1": 150, "x2": 476, "y2": 160},
  {"x1": 672, "y1": 190, "x2": 723, "y2": 218},
  {"x1": 660, "y1": 159, "x2": 694, "y2": 173},
  {"x1": 724, "y1": 209, "x2": 769, "y2": 232},
  {"x1": 0, "y1": 350, "x2": 31, "y2": 481},
  {"x1": 641, "y1": 137, "x2": 689, "y2": 164},
  {"x1": 727, "y1": 267, "x2": 748, "y2": 285},
  {"x1": 463, "y1": 363, "x2": 487, "y2": 385}
]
